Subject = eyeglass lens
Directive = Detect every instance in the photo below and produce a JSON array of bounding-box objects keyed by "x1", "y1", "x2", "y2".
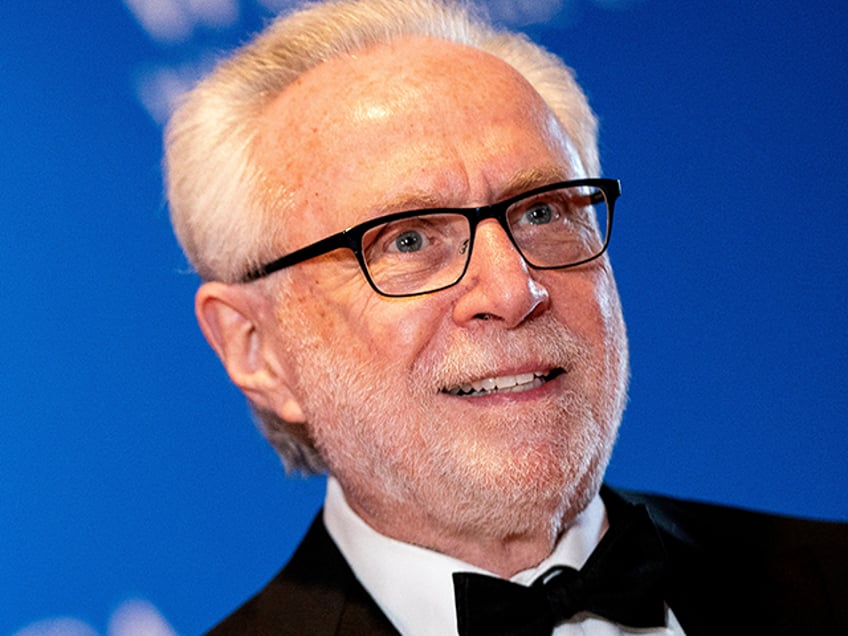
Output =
[{"x1": 360, "y1": 183, "x2": 609, "y2": 296}]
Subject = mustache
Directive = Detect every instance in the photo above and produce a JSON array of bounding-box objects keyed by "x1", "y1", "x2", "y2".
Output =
[{"x1": 413, "y1": 316, "x2": 589, "y2": 392}]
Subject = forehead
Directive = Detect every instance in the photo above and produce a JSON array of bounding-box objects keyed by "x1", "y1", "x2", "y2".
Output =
[{"x1": 255, "y1": 36, "x2": 583, "y2": 236}]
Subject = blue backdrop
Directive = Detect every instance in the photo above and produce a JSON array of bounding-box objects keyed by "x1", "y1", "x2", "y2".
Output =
[{"x1": 2, "y1": 1, "x2": 845, "y2": 634}]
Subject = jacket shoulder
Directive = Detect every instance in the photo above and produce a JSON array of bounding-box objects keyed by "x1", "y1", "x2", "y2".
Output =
[
  {"x1": 614, "y1": 487, "x2": 847, "y2": 554},
  {"x1": 609, "y1": 486, "x2": 848, "y2": 635}
]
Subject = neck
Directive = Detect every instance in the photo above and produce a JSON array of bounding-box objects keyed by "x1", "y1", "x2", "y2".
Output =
[
  {"x1": 411, "y1": 528, "x2": 562, "y2": 578},
  {"x1": 339, "y1": 482, "x2": 590, "y2": 578}
]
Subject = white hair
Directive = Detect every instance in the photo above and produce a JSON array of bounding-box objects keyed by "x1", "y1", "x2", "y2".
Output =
[{"x1": 164, "y1": 0, "x2": 600, "y2": 473}]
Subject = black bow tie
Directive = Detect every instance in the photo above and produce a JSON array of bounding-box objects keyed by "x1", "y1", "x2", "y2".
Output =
[{"x1": 453, "y1": 501, "x2": 668, "y2": 636}]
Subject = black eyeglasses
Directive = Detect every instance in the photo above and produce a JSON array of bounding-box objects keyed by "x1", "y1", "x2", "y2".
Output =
[{"x1": 242, "y1": 177, "x2": 621, "y2": 297}]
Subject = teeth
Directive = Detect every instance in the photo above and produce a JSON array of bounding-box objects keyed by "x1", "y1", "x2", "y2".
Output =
[{"x1": 447, "y1": 372, "x2": 548, "y2": 396}]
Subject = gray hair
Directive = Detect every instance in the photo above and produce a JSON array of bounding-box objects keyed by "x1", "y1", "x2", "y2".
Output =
[{"x1": 164, "y1": 0, "x2": 600, "y2": 473}]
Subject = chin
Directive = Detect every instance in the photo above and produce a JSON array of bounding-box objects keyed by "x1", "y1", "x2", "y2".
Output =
[{"x1": 410, "y1": 420, "x2": 615, "y2": 541}]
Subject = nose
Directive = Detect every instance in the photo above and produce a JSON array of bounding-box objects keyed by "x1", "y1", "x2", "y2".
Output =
[{"x1": 452, "y1": 220, "x2": 550, "y2": 328}]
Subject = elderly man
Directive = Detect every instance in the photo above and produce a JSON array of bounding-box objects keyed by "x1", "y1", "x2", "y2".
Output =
[{"x1": 164, "y1": 0, "x2": 846, "y2": 634}]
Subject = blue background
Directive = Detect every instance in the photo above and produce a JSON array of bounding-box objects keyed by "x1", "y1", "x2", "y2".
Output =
[{"x1": 2, "y1": 1, "x2": 845, "y2": 634}]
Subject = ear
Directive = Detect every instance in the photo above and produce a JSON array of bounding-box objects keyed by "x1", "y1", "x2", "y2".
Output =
[{"x1": 195, "y1": 281, "x2": 306, "y2": 423}]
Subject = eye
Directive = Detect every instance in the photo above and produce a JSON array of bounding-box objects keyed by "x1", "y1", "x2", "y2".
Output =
[
  {"x1": 393, "y1": 230, "x2": 425, "y2": 253},
  {"x1": 362, "y1": 213, "x2": 467, "y2": 265},
  {"x1": 524, "y1": 202, "x2": 556, "y2": 225},
  {"x1": 365, "y1": 219, "x2": 437, "y2": 258}
]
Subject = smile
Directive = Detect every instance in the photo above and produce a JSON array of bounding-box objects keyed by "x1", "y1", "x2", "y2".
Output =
[{"x1": 443, "y1": 369, "x2": 564, "y2": 397}]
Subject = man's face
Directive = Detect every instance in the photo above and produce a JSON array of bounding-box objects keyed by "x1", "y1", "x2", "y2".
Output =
[{"x1": 254, "y1": 37, "x2": 628, "y2": 544}]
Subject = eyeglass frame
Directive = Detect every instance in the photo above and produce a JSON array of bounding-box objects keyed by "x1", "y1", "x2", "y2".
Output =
[{"x1": 241, "y1": 177, "x2": 621, "y2": 297}]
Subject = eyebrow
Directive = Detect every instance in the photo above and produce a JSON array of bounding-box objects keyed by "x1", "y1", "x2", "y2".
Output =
[
  {"x1": 367, "y1": 166, "x2": 572, "y2": 218},
  {"x1": 500, "y1": 166, "x2": 573, "y2": 198},
  {"x1": 369, "y1": 189, "x2": 447, "y2": 217}
]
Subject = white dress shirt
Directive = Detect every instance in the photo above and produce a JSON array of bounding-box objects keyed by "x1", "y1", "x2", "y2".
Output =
[{"x1": 324, "y1": 477, "x2": 686, "y2": 636}]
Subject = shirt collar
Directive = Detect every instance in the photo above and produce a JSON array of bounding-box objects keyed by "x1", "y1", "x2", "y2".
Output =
[{"x1": 323, "y1": 477, "x2": 608, "y2": 636}]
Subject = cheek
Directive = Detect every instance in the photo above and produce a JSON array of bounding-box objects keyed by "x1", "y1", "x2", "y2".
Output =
[
  {"x1": 361, "y1": 302, "x2": 453, "y2": 375},
  {"x1": 595, "y1": 269, "x2": 624, "y2": 333},
  {"x1": 546, "y1": 268, "x2": 616, "y2": 338},
  {"x1": 545, "y1": 265, "x2": 627, "y2": 376},
  {"x1": 588, "y1": 266, "x2": 629, "y2": 393},
  {"x1": 289, "y1": 267, "x2": 449, "y2": 368}
]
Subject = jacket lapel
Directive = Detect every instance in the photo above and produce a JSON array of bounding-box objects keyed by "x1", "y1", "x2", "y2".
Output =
[
  {"x1": 206, "y1": 512, "x2": 398, "y2": 635},
  {"x1": 277, "y1": 512, "x2": 400, "y2": 635}
]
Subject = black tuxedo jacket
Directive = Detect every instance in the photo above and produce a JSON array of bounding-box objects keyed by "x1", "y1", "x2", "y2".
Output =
[{"x1": 206, "y1": 486, "x2": 847, "y2": 635}]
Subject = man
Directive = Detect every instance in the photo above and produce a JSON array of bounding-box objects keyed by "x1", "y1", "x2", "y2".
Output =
[{"x1": 164, "y1": 0, "x2": 847, "y2": 634}]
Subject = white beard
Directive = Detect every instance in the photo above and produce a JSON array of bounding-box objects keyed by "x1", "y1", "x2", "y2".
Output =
[{"x1": 280, "y1": 304, "x2": 628, "y2": 544}]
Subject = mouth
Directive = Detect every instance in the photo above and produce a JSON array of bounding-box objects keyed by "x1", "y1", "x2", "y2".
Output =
[{"x1": 442, "y1": 368, "x2": 565, "y2": 397}]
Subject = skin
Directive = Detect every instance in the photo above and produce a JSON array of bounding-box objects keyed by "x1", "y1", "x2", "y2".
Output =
[{"x1": 197, "y1": 36, "x2": 629, "y2": 577}]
